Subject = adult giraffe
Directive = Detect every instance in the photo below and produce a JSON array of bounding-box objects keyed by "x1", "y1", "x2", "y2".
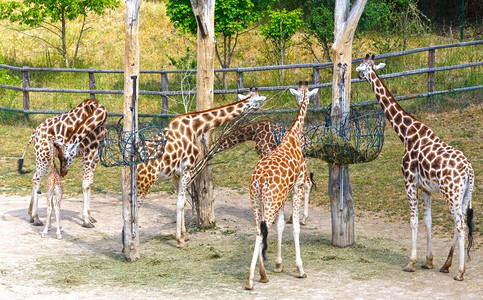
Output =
[
  {"x1": 19, "y1": 99, "x2": 107, "y2": 228},
  {"x1": 135, "y1": 89, "x2": 266, "y2": 247},
  {"x1": 215, "y1": 119, "x2": 316, "y2": 225},
  {"x1": 245, "y1": 82, "x2": 318, "y2": 290},
  {"x1": 356, "y1": 55, "x2": 474, "y2": 281}
]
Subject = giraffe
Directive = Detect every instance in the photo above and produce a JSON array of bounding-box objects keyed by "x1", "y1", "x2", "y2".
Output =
[
  {"x1": 245, "y1": 82, "x2": 318, "y2": 290},
  {"x1": 18, "y1": 99, "x2": 107, "y2": 228},
  {"x1": 135, "y1": 88, "x2": 266, "y2": 247},
  {"x1": 215, "y1": 119, "x2": 316, "y2": 225},
  {"x1": 41, "y1": 138, "x2": 64, "y2": 239},
  {"x1": 356, "y1": 55, "x2": 475, "y2": 281}
]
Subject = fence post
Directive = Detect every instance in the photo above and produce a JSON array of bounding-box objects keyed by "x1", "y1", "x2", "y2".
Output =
[
  {"x1": 161, "y1": 72, "x2": 169, "y2": 114},
  {"x1": 428, "y1": 49, "x2": 435, "y2": 99},
  {"x1": 312, "y1": 65, "x2": 320, "y2": 108},
  {"x1": 88, "y1": 68, "x2": 97, "y2": 100},
  {"x1": 22, "y1": 67, "x2": 30, "y2": 110},
  {"x1": 236, "y1": 70, "x2": 243, "y2": 92}
]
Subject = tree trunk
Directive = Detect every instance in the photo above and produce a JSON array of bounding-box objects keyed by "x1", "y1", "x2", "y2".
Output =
[
  {"x1": 192, "y1": 0, "x2": 216, "y2": 228},
  {"x1": 328, "y1": 0, "x2": 366, "y2": 248},
  {"x1": 328, "y1": 164, "x2": 354, "y2": 247},
  {"x1": 122, "y1": 0, "x2": 142, "y2": 261}
]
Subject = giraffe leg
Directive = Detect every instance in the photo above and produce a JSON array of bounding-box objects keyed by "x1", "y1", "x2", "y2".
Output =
[
  {"x1": 301, "y1": 178, "x2": 311, "y2": 226},
  {"x1": 292, "y1": 183, "x2": 306, "y2": 278},
  {"x1": 421, "y1": 191, "x2": 433, "y2": 269},
  {"x1": 175, "y1": 171, "x2": 190, "y2": 247},
  {"x1": 41, "y1": 193, "x2": 53, "y2": 238},
  {"x1": 259, "y1": 245, "x2": 268, "y2": 283},
  {"x1": 454, "y1": 223, "x2": 465, "y2": 281},
  {"x1": 440, "y1": 232, "x2": 457, "y2": 274},
  {"x1": 54, "y1": 191, "x2": 62, "y2": 240},
  {"x1": 245, "y1": 234, "x2": 263, "y2": 290},
  {"x1": 402, "y1": 180, "x2": 418, "y2": 273},
  {"x1": 82, "y1": 153, "x2": 97, "y2": 227},
  {"x1": 81, "y1": 180, "x2": 94, "y2": 228},
  {"x1": 29, "y1": 175, "x2": 45, "y2": 226},
  {"x1": 275, "y1": 208, "x2": 285, "y2": 273}
]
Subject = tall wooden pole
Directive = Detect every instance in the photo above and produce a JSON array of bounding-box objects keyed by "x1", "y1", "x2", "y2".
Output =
[
  {"x1": 190, "y1": 0, "x2": 216, "y2": 228},
  {"x1": 122, "y1": 0, "x2": 142, "y2": 261},
  {"x1": 329, "y1": 0, "x2": 366, "y2": 247}
]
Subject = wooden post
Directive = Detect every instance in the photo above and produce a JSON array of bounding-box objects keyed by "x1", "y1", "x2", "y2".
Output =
[
  {"x1": 161, "y1": 72, "x2": 169, "y2": 114},
  {"x1": 312, "y1": 66, "x2": 320, "y2": 108},
  {"x1": 22, "y1": 67, "x2": 30, "y2": 120},
  {"x1": 329, "y1": 0, "x2": 367, "y2": 248},
  {"x1": 427, "y1": 49, "x2": 435, "y2": 94},
  {"x1": 88, "y1": 68, "x2": 97, "y2": 100},
  {"x1": 122, "y1": 0, "x2": 142, "y2": 261},
  {"x1": 191, "y1": 0, "x2": 216, "y2": 228},
  {"x1": 237, "y1": 70, "x2": 243, "y2": 92}
]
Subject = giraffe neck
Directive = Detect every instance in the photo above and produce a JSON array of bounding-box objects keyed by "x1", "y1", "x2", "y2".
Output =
[
  {"x1": 289, "y1": 93, "x2": 309, "y2": 139},
  {"x1": 369, "y1": 71, "x2": 415, "y2": 142},
  {"x1": 184, "y1": 97, "x2": 254, "y2": 135},
  {"x1": 218, "y1": 122, "x2": 257, "y2": 151},
  {"x1": 65, "y1": 104, "x2": 107, "y2": 145}
]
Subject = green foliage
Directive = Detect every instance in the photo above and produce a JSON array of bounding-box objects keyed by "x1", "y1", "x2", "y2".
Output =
[
  {"x1": 0, "y1": 0, "x2": 120, "y2": 26},
  {"x1": 259, "y1": 8, "x2": 303, "y2": 45},
  {"x1": 0, "y1": 0, "x2": 120, "y2": 66},
  {"x1": 166, "y1": 0, "x2": 264, "y2": 37}
]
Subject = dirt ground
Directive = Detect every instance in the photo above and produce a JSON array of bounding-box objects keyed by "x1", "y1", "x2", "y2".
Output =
[{"x1": 0, "y1": 188, "x2": 481, "y2": 299}]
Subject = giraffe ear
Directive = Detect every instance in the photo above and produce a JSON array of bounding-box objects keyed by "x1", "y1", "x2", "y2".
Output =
[
  {"x1": 289, "y1": 88, "x2": 299, "y2": 96},
  {"x1": 374, "y1": 63, "x2": 386, "y2": 70},
  {"x1": 53, "y1": 138, "x2": 64, "y2": 147},
  {"x1": 238, "y1": 94, "x2": 247, "y2": 100},
  {"x1": 308, "y1": 88, "x2": 319, "y2": 98}
]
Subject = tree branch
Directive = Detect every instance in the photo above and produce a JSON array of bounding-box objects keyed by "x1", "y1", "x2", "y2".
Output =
[{"x1": 2, "y1": 25, "x2": 61, "y2": 53}]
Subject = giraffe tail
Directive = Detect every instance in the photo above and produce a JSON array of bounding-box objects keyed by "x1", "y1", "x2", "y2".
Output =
[
  {"x1": 260, "y1": 220, "x2": 268, "y2": 261},
  {"x1": 463, "y1": 171, "x2": 474, "y2": 260},
  {"x1": 18, "y1": 131, "x2": 36, "y2": 174},
  {"x1": 309, "y1": 171, "x2": 317, "y2": 190}
]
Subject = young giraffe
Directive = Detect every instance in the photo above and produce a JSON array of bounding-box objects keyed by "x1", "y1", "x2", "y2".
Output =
[
  {"x1": 41, "y1": 138, "x2": 64, "y2": 240},
  {"x1": 215, "y1": 119, "x2": 316, "y2": 225},
  {"x1": 136, "y1": 89, "x2": 266, "y2": 247},
  {"x1": 245, "y1": 82, "x2": 318, "y2": 290},
  {"x1": 19, "y1": 99, "x2": 107, "y2": 228},
  {"x1": 356, "y1": 55, "x2": 474, "y2": 281}
]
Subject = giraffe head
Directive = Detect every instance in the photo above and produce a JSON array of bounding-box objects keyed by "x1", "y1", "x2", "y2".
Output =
[
  {"x1": 356, "y1": 54, "x2": 386, "y2": 81},
  {"x1": 55, "y1": 140, "x2": 80, "y2": 177},
  {"x1": 237, "y1": 87, "x2": 267, "y2": 110},
  {"x1": 289, "y1": 81, "x2": 318, "y2": 106}
]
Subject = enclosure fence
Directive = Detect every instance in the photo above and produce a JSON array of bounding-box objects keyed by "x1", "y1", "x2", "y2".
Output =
[{"x1": 0, "y1": 40, "x2": 481, "y2": 117}]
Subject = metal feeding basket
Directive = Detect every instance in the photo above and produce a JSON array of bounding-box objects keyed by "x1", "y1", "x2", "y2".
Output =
[
  {"x1": 99, "y1": 119, "x2": 169, "y2": 167},
  {"x1": 303, "y1": 105, "x2": 386, "y2": 165}
]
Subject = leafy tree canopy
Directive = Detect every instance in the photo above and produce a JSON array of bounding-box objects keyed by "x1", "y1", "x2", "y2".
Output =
[
  {"x1": 259, "y1": 8, "x2": 303, "y2": 44},
  {"x1": 166, "y1": 0, "x2": 269, "y2": 37},
  {"x1": 0, "y1": 0, "x2": 119, "y2": 26}
]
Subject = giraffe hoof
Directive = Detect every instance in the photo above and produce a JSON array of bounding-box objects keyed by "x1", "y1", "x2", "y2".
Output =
[
  {"x1": 56, "y1": 234, "x2": 63, "y2": 240},
  {"x1": 439, "y1": 267, "x2": 450, "y2": 274},
  {"x1": 454, "y1": 273, "x2": 464, "y2": 281},
  {"x1": 176, "y1": 240, "x2": 187, "y2": 248},
  {"x1": 259, "y1": 278, "x2": 269, "y2": 283},
  {"x1": 421, "y1": 263, "x2": 433, "y2": 269},
  {"x1": 244, "y1": 285, "x2": 254, "y2": 290},
  {"x1": 286, "y1": 217, "x2": 293, "y2": 224},
  {"x1": 274, "y1": 263, "x2": 283, "y2": 273},
  {"x1": 41, "y1": 233, "x2": 46, "y2": 238},
  {"x1": 297, "y1": 273, "x2": 307, "y2": 279},
  {"x1": 89, "y1": 216, "x2": 97, "y2": 223},
  {"x1": 300, "y1": 218, "x2": 307, "y2": 226},
  {"x1": 32, "y1": 220, "x2": 43, "y2": 226},
  {"x1": 82, "y1": 222, "x2": 95, "y2": 228},
  {"x1": 402, "y1": 266, "x2": 415, "y2": 272}
]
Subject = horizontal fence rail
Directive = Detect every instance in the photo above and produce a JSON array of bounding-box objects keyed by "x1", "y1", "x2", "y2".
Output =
[{"x1": 0, "y1": 40, "x2": 481, "y2": 117}]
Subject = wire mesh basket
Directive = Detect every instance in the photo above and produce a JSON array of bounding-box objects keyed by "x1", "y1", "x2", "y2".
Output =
[
  {"x1": 99, "y1": 119, "x2": 169, "y2": 167},
  {"x1": 303, "y1": 106, "x2": 386, "y2": 165}
]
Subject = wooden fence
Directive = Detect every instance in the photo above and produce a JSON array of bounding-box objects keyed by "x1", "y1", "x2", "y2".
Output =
[{"x1": 0, "y1": 40, "x2": 481, "y2": 117}]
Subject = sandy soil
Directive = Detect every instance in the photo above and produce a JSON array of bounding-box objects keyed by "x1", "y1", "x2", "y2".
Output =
[{"x1": 0, "y1": 188, "x2": 481, "y2": 299}]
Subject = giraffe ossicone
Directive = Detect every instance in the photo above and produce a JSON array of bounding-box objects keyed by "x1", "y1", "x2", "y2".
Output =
[
  {"x1": 357, "y1": 54, "x2": 475, "y2": 281},
  {"x1": 135, "y1": 89, "x2": 266, "y2": 248},
  {"x1": 245, "y1": 82, "x2": 317, "y2": 290}
]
